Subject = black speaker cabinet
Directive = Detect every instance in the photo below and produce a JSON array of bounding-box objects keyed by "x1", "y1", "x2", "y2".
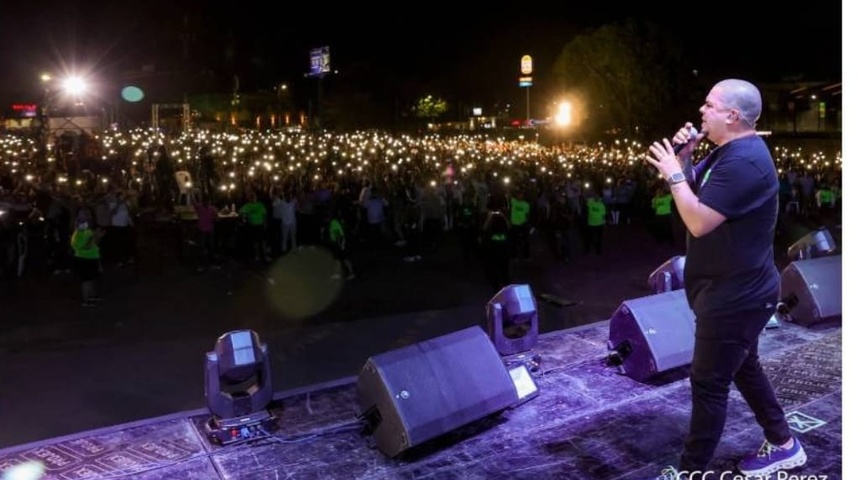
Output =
[
  {"x1": 780, "y1": 255, "x2": 842, "y2": 326},
  {"x1": 356, "y1": 326, "x2": 519, "y2": 457},
  {"x1": 606, "y1": 289, "x2": 696, "y2": 383}
]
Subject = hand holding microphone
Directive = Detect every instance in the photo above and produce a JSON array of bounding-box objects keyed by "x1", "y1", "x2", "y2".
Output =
[
  {"x1": 646, "y1": 123, "x2": 704, "y2": 185},
  {"x1": 672, "y1": 123, "x2": 705, "y2": 156}
]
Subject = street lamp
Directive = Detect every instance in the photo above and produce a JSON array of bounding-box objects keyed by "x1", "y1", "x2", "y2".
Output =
[
  {"x1": 553, "y1": 100, "x2": 574, "y2": 146},
  {"x1": 554, "y1": 101, "x2": 572, "y2": 128},
  {"x1": 41, "y1": 73, "x2": 91, "y2": 112},
  {"x1": 40, "y1": 73, "x2": 54, "y2": 116},
  {"x1": 38, "y1": 72, "x2": 94, "y2": 164},
  {"x1": 61, "y1": 76, "x2": 88, "y2": 105}
]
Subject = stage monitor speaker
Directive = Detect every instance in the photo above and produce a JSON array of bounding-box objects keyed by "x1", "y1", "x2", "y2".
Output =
[
  {"x1": 780, "y1": 254, "x2": 842, "y2": 327},
  {"x1": 606, "y1": 289, "x2": 696, "y2": 383},
  {"x1": 356, "y1": 326, "x2": 519, "y2": 457}
]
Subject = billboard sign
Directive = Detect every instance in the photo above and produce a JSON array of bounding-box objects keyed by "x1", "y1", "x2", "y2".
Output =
[
  {"x1": 310, "y1": 47, "x2": 331, "y2": 77},
  {"x1": 520, "y1": 55, "x2": 533, "y2": 75},
  {"x1": 10, "y1": 104, "x2": 38, "y2": 118}
]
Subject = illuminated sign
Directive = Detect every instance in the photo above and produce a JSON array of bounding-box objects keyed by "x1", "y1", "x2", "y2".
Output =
[
  {"x1": 10, "y1": 104, "x2": 38, "y2": 118},
  {"x1": 520, "y1": 55, "x2": 533, "y2": 75},
  {"x1": 519, "y1": 76, "x2": 533, "y2": 87},
  {"x1": 310, "y1": 47, "x2": 331, "y2": 76}
]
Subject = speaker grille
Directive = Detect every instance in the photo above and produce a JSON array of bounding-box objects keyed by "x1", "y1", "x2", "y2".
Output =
[
  {"x1": 607, "y1": 289, "x2": 695, "y2": 383},
  {"x1": 781, "y1": 255, "x2": 842, "y2": 326},
  {"x1": 356, "y1": 326, "x2": 519, "y2": 457}
]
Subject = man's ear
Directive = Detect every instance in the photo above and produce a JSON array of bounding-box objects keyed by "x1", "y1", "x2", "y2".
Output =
[{"x1": 727, "y1": 110, "x2": 740, "y2": 124}]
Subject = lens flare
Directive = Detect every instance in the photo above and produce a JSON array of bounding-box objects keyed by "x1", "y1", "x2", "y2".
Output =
[{"x1": 265, "y1": 246, "x2": 343, "y2": 320}]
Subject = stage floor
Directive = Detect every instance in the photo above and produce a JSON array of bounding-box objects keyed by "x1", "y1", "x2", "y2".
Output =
[{"x1": 0, "y1": 317, "x2": 841, "y2": 480}]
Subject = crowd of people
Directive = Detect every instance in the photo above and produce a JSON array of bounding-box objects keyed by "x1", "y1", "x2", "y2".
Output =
[{"x1": 0, "y1": 126, "x2": 842, "y2": 302}]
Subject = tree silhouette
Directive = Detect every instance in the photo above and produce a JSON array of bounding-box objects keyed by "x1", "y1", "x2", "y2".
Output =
[{"x1": 552, "y1": 18, "x2": 685, "y2": 140}]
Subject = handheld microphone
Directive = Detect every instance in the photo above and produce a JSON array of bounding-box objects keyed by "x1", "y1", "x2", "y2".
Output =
[{"x1": 673, "y1": 126, "x2": 699, "y2": 154}]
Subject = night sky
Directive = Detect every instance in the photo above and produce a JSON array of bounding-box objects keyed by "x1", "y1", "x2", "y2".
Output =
[{"x1": 0, "y1": 0, "x2": 844, "y2": 109}]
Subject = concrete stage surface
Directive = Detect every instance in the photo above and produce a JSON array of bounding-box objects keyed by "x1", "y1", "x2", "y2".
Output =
[{"x1": 0, "y1": 315, "x2": 841, "y2": 480}]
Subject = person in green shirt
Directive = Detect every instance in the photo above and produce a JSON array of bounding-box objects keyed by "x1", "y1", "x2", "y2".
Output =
[
  {"x1": 325, "y1": 208, "x2": 356, "y2": 280},
  {"x1": 509, "y1": 189, "x2": 531, "y2": 259},
  {"x1": 651, "y1": 184, "x2": 675, "y2": 246},
  {"x1": 239, "y1": 192, "x2": 269, "y2": 263},
  {"x1": 815, "y1": 182, "x2": 836, "y2": 223},
  {"x1": 481, "y1": 208, "x2": 512, "y2": 293},
  {"x1": 454, "y1": 193, "x2": 479, "y2": 261},
  {"x1": 583, "y1": 190, "x2": 606, "y2": 255},
  {"x1": 70, "y1": 219, "x2": 105, "y2": 307}
]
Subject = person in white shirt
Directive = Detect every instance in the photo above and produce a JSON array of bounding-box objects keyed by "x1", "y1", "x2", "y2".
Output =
[
  {"x1": 108, "y1": 188, "x2": 135, "y2": 266},
  {"x1": 271, "y1": 189, "x2": 298, "y2": 255},
  {"x1": 362, "y1": 187, "x2": 389, "y2": 246}
]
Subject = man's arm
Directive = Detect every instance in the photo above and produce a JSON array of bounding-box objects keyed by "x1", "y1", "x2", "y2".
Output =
[
  {"x1": 647, "y1": 138, "x2": 726, "y2": 238},
  {"x1": 666, "y1": 181, "x2": 726, "y2": 237}
]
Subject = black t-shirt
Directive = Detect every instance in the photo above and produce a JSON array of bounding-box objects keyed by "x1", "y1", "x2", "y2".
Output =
[
  {"x1": 484, "y1": 212, "x2": 510, "y2": 250},
  {"x1": 684, "y1": 135, "x2": 780, "y2": 317}
]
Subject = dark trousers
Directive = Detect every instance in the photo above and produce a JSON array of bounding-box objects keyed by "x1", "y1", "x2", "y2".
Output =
[
  {"x1": 653, "y1": 214, "x2": 675, "y2": 246},
  {"x1": 422, "y1": 218, "x2": 443, "y2": 254},
  {"x1": 198, "y1": 230, "x2": 217, "y2": 267},
  {"x1": 483, "y1": 241, "x2": 511, "y2": 293},
  {"x1": 550, "y1": 227, "x2": 574, "y2": 261},
  {"x1": 297, "y1": 212, "x2": 316, "y2": 245},
  {"x1": 680, "y1": 307, "x2": 791, "y2": 471},
  {"x1": 244, "y1": 224, "x2": 266, "y2": 261},
  {"x1": 584, "y1": 224, "x2": 604, "y2": 254},
  {"x1": 511, "y1": 224, "x2": 530, "y2": 258},
  {"x1": 404, "y1": 225, "x2": 422, "y2": 257},
  {"x1": 107, "y1": 226, "x2": 134, "y2": 263},
  {"x1": 47, "y1": 222, "x2": 71, "y2": 271},
  {"x1": 617, "y1": 202, "x2": 633, "y2": 224},
  {"x1": 456, "y1": 226, "x2": 478, "y2": 260}
]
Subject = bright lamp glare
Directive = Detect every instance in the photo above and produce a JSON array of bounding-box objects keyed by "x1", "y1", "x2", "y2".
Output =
[
  {"x1": 62, "y1": 76, "x2": 87, "y2": 96},
  {"x1": 555, "y1": 101, "x2": 572, "y2": 127}
]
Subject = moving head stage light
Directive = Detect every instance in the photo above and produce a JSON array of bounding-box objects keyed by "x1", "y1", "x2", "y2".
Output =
[
  {"x1": 787, "y1": 227, "x2": 837, "y2": 261},
  {"x1": 486, "y1": 284, "x2": 539, "y2": 356},
  {"x1": 204, "y1": 329, "x2": 277, "y2": 445}
]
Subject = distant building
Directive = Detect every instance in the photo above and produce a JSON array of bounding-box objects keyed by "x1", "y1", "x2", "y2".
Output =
[{"x1": 759, "y1": 81, "x2": 841, "y2": 135}]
